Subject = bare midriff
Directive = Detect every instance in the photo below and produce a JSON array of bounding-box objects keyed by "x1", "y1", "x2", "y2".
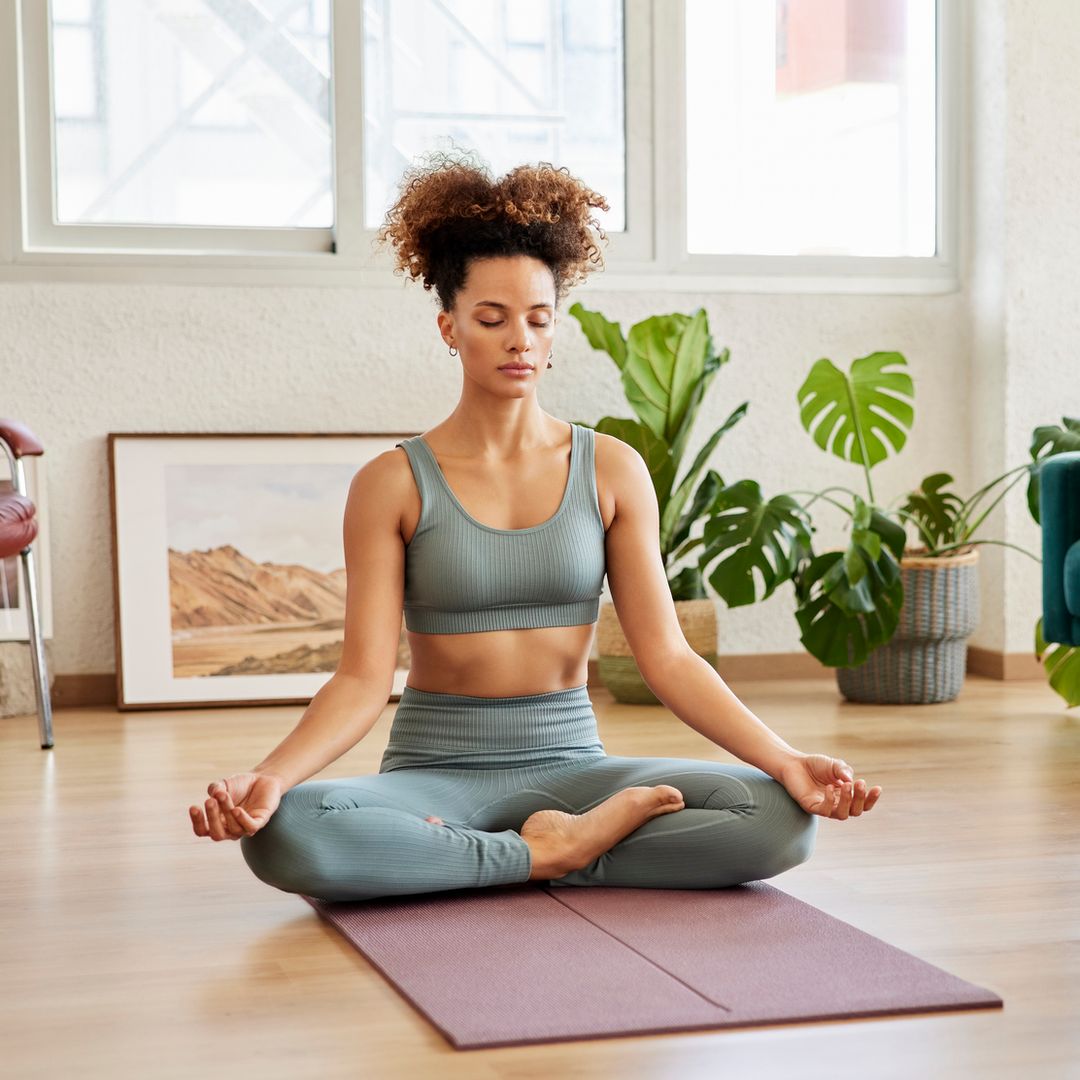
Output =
[
  {"x1": 396, "y1": 424, "x2": 612, "y2": 698},
  {"x1": 403, "y1": 622, "x2": 597, "y2": 698}
]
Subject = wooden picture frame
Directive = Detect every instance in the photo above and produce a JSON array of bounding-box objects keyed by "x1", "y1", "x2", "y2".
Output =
[{"x1": 108, "y1": 431, "x2": 415, "y2": 710}]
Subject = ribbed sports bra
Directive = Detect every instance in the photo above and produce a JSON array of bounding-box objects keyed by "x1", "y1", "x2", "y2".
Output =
[{"x1": 394, "y1": 422, "x2": 607, "y2": 634}]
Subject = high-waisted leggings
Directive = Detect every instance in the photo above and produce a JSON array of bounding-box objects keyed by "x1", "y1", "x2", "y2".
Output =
[{"x1": 240, "y1": 683, "x2": 818, "y2": 903}]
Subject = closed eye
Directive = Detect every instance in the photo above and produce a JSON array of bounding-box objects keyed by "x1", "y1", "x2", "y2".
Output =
[{"x1": 478, "y1": 320, "x2": 551, "y2": 328}]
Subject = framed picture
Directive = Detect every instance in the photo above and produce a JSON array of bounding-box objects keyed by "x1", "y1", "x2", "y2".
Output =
[
  {"x1": 109, "y1": 432, "x2": 415, "y2": 710},
  {"x1": 0, "y1": 453, "x2": 53, "y2": 642}
]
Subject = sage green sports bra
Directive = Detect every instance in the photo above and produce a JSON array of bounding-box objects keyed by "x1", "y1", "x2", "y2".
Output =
[{"x1": 395, "y1": 422, "x2": 607, "y2": 634}]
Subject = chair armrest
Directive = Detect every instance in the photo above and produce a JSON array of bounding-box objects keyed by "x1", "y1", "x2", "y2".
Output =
[{"x1": 0, "y1": 419, "x2": 44, "y2": 457}]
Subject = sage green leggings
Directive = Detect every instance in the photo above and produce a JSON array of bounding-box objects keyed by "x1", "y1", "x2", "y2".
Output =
[{"x1": 240, "y1": 683, "x2": 817, "y2": 903}]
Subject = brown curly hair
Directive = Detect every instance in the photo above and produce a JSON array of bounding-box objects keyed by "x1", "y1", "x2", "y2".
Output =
[{"x1": 374, "y1": 147, "x2": 610, "y2": 311}]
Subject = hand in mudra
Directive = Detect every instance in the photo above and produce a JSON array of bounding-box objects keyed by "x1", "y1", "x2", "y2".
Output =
[
  {"x1": 189, "y1": 773, "x2": 284, "y2": 840},
  {"x1": 778, "y1": 753, "x2": 882, "y2": 820}
]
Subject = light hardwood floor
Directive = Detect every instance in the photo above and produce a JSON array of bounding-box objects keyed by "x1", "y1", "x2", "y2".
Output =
[{"x1": 2, "y1": 675, "x2": 1077, "y2": 1079}]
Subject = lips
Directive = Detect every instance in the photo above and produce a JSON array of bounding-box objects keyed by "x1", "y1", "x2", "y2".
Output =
[{"x1": 499, "y1": 365, "x2": 533, "y2": 370}]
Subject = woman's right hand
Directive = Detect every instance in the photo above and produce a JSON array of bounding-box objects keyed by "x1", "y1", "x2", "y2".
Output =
[{"x1": 189, "y1": 772, "x2": 284, "y2": 841}]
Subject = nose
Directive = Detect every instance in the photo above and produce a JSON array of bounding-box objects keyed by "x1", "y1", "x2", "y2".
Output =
[{"x1": 506, "y1": 320, "x2": 531, "y2": 353}]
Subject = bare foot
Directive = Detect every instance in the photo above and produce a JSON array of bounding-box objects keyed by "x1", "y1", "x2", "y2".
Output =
[{"x1": 519, "y1": 785, "x2": 685, "y2": 880}]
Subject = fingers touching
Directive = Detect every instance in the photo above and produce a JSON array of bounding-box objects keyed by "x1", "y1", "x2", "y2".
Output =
[
  {"x1": 189, "y1": 781, "x2": 251, "y2": 840},
  {"x1": 823, "y1": 778, "x2": 883, "y2": 819}
]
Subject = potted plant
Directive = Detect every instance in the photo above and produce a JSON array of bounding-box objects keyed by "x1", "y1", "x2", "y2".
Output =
[
  {"x1": 568, "y1": 302, "x2": 747, "y2": 704},
  {"x1": 570, "y1": 298, "x2": 1079, "y2": 708},
  {"x1": 696, "y1": 352, "x2": 1066, "y2": 705},
  {"x1": 833, "y1": 464, "x2": 1040, "y2": 704}
]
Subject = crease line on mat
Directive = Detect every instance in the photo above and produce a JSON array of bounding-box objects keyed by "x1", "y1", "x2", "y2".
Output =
[{"x1": 539, "y1": 885, "x2": 733, "y2": 1012}]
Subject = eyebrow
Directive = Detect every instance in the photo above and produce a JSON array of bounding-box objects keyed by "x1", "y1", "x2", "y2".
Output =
[{"x1": 472, "y1": 301, "x2": 554, "y2": 311}]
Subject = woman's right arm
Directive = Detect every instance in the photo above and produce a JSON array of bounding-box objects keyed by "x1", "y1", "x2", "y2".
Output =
[
  {"x1": 192, "y1": 453, "x2": 410, "y2": 840},
  {"x1": 248, "y1": 451, "x2": 408, "y2": 790},
  {"x1": 245, "y1": 450, "x2": 409, "y2": 792}
]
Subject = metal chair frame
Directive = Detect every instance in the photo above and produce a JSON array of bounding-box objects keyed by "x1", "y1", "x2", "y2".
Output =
[{"x1": 0, "y1": 428, "x2": 54, "y2": 749}]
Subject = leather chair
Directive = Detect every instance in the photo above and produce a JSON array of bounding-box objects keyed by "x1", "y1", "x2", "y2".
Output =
[
  {"x1": 1041, "y1": 450, "x2": 1080, "y2": 647},
  {"x1": 0, "y1": 419, "x2": 53, "y2": 748}
]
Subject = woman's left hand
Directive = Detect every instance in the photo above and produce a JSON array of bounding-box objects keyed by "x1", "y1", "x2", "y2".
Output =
[{"x1": 777, "y1": 753, "x2": 882, "y2": 819}]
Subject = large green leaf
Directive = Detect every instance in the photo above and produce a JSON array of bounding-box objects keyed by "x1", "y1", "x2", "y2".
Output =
[
  {"x1": 1027, "y1": 417, "x2": 1080, "y2": 524},
  {"x1": 797, "y1": 351, "x2": 914, "y2": 468},
  {"x1": 794, "y1": 548, "x2": 904, "y2": 667},
  {"x1": 660, "y1": 401, "x2": 749, "y2": 550},
  {"x1": 1035, "y1": 617, "x2": 1080, "y2": 708},
  {"x1": 621, "y1": 308, "x2": 728, "y2": 445},
  {"x1": 868, "y1": 506, "x2": 907, "y2": 561},
  {"x1": 666, "y1": 340, "x2": 732, "y2": 468},
  {"x1": 698, "y1": 480, "x2": 813, "y2": 607},
  {"x1": 566, "y1": 303, "x2": 627, "y2": 369},
  {"x1": 615, "y1": 313, "x2": 691, "y2": 437},
  {"x1": 667, "y1": 468, "x2": 725, "y2": 559}
]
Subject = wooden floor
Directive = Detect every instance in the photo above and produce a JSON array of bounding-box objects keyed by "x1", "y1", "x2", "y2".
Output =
[{"x1": 2, "y1": 674, "x2": 1077, "y2": 1079}]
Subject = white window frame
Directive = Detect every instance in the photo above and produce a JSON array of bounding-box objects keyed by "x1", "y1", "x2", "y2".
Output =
[{"x1": 0, "y1": 0, "x2": 961, "y2": 294}]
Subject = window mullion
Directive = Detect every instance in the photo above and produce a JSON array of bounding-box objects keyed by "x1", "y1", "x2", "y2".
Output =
[
  {"x1": 652, "y1": 0, "x2": 687, "y2": 274},
  {"x1": 0, "y1": 1, "x2": 19, "y2": 265},
  {"x1": 329, "y1": 0, "x2": 370, "y2": 264}
]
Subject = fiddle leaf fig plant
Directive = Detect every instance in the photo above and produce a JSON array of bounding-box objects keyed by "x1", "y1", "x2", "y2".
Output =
[{"x1": 569, "y1": 302, "x2": 748, "y2": 600}]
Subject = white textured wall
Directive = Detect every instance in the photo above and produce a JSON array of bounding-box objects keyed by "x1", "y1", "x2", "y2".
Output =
[
  {"x1": 7, "y1": 2, "x2": 1077, "y2": 677},
  {"x1": 969, "y1": 0, "x2": 1080, "y2": 654},
  {"x1": 5, "y1": 281, "x2": 969, "y2": 676}
]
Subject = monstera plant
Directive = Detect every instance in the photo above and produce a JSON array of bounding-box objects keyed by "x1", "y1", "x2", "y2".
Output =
[
  {"x1": 696, "y1": 351, "x2": 914, "y2": 670},
  {"x1": 696, "y1": 350, "x2": 1079, "y2": 705}
]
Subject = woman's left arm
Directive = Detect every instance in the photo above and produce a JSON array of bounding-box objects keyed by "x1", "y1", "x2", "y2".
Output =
[{"x1": 601, "y1": 436, "x2": 882, "y2": 820}]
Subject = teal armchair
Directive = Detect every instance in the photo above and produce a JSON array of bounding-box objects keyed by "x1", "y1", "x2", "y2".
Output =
[{"x1": 1042, "y1": 451, "x2": 1080, "y2": 646}]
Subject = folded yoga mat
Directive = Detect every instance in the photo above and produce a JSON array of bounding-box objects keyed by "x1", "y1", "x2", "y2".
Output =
[{"x1": 301, "y1": 882, "x2": 1003, "y2": 1050}]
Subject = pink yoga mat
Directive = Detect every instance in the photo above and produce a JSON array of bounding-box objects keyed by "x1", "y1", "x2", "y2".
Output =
[{"x1": 301, "y1": 882, "x2": 1003, "y2": 1050}]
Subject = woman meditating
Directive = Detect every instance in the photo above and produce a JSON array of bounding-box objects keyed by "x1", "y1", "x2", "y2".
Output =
[{"x1": 188, "y1": 152, "x2": 882, "y2": 902}]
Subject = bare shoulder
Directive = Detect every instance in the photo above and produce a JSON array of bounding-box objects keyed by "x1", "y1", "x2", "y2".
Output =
[
  {"x1": 592, "y1": 431, "x2": 653, "y2": 528},
  {"x1": 349, "y1": 445, "x2": 413, "y2": 494},
  {"x1": 594, "y1": 431, "x2": 652, "y2": 495},
  {"x1": 346, "y1": 447, "x2": 416, "y2": 532}
]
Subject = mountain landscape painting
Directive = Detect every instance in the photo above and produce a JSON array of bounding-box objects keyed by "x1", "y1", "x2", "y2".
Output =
[{"x1": 165, "y1": 462, "x2": 357, "y2": 679}]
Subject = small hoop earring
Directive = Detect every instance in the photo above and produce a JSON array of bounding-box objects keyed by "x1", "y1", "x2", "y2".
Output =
[
  {"x1": 448, "y1": 345, "x2": 458, "y2": 357},
  {"x1": 547, "y1": 352, "x2": 553, "y2": 369}
]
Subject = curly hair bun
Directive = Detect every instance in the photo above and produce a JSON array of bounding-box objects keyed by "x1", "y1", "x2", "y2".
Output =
[{"x1": 374, "y1": 147, "x2": 611, "y2": 310}]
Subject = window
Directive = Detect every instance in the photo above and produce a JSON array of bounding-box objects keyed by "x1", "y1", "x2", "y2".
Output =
[
  {"x1": 2, "y1": 0, "x2": 957, "y2": 290},
  {"x1": 51, "y1": 0, "x2": 333, "y2": 230},
  {"x1": 361, "y1": 0, "x2": 626, "y2": 232},
  {"x1": 685, "y1": 0, "x2": 937, "y2": 258}
]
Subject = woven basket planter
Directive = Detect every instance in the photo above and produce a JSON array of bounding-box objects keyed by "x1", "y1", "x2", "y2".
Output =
[
  {"x1": 596, "y1": 597, "x2": 717, "y2": 704},
  {"x1": 835, "y1": 546, "x2": 980, "y2": 705}
]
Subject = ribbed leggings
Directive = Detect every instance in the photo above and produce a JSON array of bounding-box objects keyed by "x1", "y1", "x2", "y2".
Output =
[{"x1": 240, "y1": 683, "x2": 818, "y2": 903}]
